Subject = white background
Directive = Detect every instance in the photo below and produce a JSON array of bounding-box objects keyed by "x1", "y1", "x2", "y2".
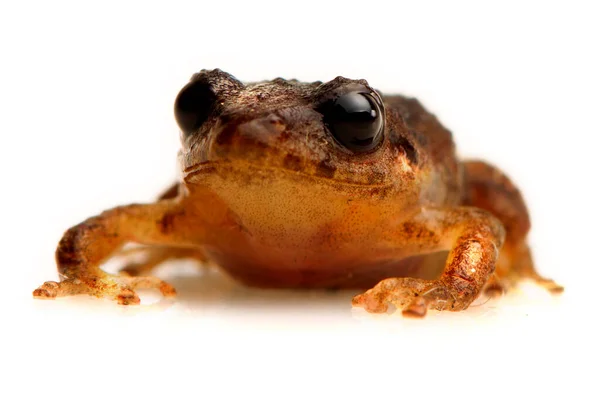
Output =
[{"x1": 1, "y1": 1, "x2": 598, "y2": 399}]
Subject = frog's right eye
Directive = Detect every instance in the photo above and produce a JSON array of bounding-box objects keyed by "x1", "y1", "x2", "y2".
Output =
[{"x1": 174, "y1": 80, "x2": 216, "y2": 136}]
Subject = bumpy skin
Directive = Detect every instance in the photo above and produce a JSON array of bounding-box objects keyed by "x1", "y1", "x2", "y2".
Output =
[{"x1": 33, "y1": 69, "x2": 562, "y2": 316}]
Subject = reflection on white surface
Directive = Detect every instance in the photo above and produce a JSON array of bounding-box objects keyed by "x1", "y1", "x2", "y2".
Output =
[
  {"x1": 16, "y1": 262, "x2": 584, "y2": 400},
  {"x1": 30, "y1": 260, "x2": 571, "y2": 326}
]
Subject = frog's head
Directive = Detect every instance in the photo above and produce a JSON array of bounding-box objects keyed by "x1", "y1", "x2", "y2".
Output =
[{"x1": 176, "y1": 69, "x2": 419, "y2": 199}]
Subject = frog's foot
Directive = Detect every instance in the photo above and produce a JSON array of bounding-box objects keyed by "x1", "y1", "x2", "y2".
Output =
[
  {"x1": 490, "y1": 264, "x2": 564, "y2": 297},
  {"x1": 33, "y1": 274, "x2": 176, "y2": 305},
  {"x1": 118, "y1": 246, "x2": 209, "y2": 277},
  {"x1": 352, "y1": 277, "x2": 460, "y2": 318},
  {"x1": 528, "y1": 275, "x2": 564, "y2": 294},
  {"x1": 483, "y1": 274, "x2": 563, "y2": 298}
]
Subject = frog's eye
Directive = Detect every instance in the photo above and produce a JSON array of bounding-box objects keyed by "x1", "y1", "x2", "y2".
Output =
[
  {"x1": 321, "y1": 91, "x2": 384, "y2": 152},
  {"x1": 174, "y1": 79, "x2": 216, "y2": 136}
]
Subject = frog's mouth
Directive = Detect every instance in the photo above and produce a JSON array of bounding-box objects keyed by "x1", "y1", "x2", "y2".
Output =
[{"x1": 182, "y1": 160, "x2": 397, "y2": 192}]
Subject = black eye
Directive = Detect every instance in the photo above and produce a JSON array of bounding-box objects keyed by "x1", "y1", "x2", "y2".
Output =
[
  {"x1": 174, "y1": 79, "x2": 216, "y2": 137},
  {"x1": 321, "y1": 91, "x2": 384, "y2": 152}
]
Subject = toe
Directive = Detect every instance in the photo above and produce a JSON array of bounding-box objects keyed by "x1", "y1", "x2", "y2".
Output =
[
  {"x1": 547, "y1": 284, "x2": 564, "y2": 294},
  {"x1": 32, "y1": 281, "x2": 59, "y2": 299},
  {"x1": 159, "y1": 281, "x2": 177, "y2": 297},
  {"x1": 115, "y1": 288, "x2": 141, "y2": 305},
  {"x1": 539, "y1": 279, "x2": 564, "y2": 294},
  {"x1": 33, "y1": 288, "x2": 55, "y2": 299},
  {"x1": 352, "y1": 292, "x2": 389, "y2": 313},
  {"x1": 402, "y1": 297, "x2": 428, "y2": 318}
]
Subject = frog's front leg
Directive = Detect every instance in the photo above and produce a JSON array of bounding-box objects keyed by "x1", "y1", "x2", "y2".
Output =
[
  {"x1": 462, "y1": 160, "x2": 563, "y2": 296},
  {"x1": 352, "y1": 207, "x2": 505, "y2": 317},
  {"x1": 33, "y1": 200, "x2": 205, "y2": 305}
]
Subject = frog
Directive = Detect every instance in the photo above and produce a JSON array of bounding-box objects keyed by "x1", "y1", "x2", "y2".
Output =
[{"x1": 33, "y1": 69, "x2": 563, "y2": 317}]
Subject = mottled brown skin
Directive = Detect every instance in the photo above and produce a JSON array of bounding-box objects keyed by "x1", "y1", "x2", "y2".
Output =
[{"x1": 33, "y1": 69, "x2": 562, "y2": 316}]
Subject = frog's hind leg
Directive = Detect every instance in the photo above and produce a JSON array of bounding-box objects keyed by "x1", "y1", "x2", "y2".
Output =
[
  {"x1": 462, "y1": 160, "x2": 563, "y2": 296},
  {"x1": 118, "y1": 246, "x2": 209, "y2": 277}
]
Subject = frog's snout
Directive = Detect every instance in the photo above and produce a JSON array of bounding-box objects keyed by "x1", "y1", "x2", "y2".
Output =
[
  {"x1": 209, "y1": 114, "x2": 288, "y2": 163},
  {"x1": 216, "y1": 115, "x2": 286, "y2": 147}
]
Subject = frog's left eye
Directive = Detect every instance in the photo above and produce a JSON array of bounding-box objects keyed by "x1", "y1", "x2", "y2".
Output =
[
  {"x1": 174, "y1": 80, "x2": 216, "y2": 136},
  {"x1": 320, "y1": 91, "x2": 384, "y2": 153}
]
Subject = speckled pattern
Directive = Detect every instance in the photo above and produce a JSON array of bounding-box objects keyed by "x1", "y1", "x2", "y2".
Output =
[{"x1": 33, "y1": 69, "x2": 562, "y2": 317}]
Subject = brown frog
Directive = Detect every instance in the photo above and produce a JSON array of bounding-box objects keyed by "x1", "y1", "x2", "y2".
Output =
[{"x1": 33, "y1": 69, "x2": 562, "y2": 317}]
